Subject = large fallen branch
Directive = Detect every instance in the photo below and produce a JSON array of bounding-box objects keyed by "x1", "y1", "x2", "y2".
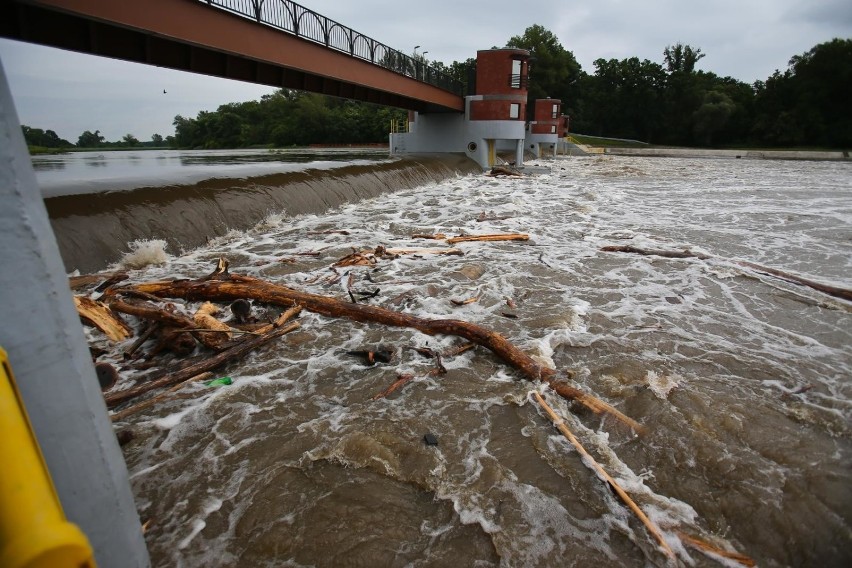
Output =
[
  {"x1": 74, "y1": 296, "x2": 132, "y2": 341},
  {"x1": 119, "y1": 261, "x2": 643, "y2": 431},
  {"x1": 600, "y1": 245, "x2": 852, "y2": 302}
]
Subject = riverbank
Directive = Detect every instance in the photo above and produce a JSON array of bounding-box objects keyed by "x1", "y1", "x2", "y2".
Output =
[{"x1": 601, "y1": 146, "x2": 850, "y2": 160}]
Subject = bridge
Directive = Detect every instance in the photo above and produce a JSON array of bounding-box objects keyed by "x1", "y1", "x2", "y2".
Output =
[
  {"x1": 0, "y1": 3, "x2": 568, "y2": 566},
  {"x1": 0, "y1": 0, "x2": 465, "y2": 112}
]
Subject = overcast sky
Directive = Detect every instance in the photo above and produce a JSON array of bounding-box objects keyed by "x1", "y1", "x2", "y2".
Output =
[{"x1": 1, "y1": 0, "x2": 849, "y2": 142}]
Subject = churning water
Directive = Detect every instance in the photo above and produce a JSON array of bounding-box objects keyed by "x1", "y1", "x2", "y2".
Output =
[{"x1": 92, "y1": 154, "x2": 850, "y2": 567}]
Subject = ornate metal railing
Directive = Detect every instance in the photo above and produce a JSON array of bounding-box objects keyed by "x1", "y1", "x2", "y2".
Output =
[{"x1": 200, "y1": 0, "x2": 464, "y2": 96}]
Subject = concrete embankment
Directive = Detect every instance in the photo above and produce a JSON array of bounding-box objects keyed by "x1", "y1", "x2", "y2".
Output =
[{"x1": 601, "y1": 147, "x2": 850, "y2": 161}]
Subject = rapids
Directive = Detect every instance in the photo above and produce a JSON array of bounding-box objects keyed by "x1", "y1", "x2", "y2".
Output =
[{"x1": 82, "y1": 154, "x2": 850, "y2": 567}]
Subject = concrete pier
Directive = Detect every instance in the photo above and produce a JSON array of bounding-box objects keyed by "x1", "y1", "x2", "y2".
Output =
[{"x1": 0, "y1": 60, "x2": 150, "y2": 566}]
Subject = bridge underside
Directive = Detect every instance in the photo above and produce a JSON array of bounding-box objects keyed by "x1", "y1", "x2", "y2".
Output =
[{"x1": 0, "y1": 0, "x2": 464, "y2": 113}]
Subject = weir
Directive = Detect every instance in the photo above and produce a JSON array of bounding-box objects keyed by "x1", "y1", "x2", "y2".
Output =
[
  {"x1": 46, "y1": 154, "x2": 481, "y2": 273},
  {"x1": 0, "y1": 2, "x2": 569, "y2": 563}
]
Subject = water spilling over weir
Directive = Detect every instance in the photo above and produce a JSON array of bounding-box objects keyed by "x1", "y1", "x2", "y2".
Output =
[
  {"x1": 53, "y1": 151, "x2": 850, "y2": 567},
  {"x1": 40, "y1": 150, "x2": 479, "y2": 273}
]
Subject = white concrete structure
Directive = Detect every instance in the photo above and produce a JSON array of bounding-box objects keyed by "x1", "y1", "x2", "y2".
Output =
[
  {"x1": 0, "y1": 60, "x2": 150, "y2": 566},
  {"x1": 390, "y1": 104, "x2": 526, "y2": 169}
]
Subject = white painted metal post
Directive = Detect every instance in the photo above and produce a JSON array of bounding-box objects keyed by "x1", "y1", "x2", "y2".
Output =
[{"x1": 0, "y1": 59, "x2": 150, "y2": 567}]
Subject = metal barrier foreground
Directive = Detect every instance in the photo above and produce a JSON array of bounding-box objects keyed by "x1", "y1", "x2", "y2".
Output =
[{"x1": 201, "y1": 0, "x2": 463, "y2": 95}]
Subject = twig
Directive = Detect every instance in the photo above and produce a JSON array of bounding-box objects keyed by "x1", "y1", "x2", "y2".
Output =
[
  {"x1": 532, "y1": 391, "x2": 675, "y2": 560},
  {"x1": 372, "y1": 374, "x2": 416, "y2": 400}
]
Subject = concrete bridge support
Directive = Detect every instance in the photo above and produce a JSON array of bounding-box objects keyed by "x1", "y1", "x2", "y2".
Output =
[{"x1": 0, "y1": 61, "x2": 150, "y2": 566}]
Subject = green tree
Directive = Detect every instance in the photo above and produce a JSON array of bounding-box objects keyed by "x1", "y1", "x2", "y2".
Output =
[
  {"x1": 151, "y1": 133, "x2": 164, "y2": 146},
  {"x1": 21, "y1": 125, "x2": 71, "y2": 148},
  {"x1": 752, "y1": 38, "x2": 852, "y2": 147},
  {"x1": 506, "y1": 25, "x2": 581, "y2": 111},
  {"x1": 660, "y1": 43, "x2": 707, "y2": 145},
  {"x1": 121, "y1": 133, "x2": 140, "y2": 147},
  {"x1": 663, "y1": 43, "x2": 705, "y2": 73},
  {"x1": 77, "y1": 129, "x2": 105, "y2": 148},
  {"x1": 692, "y1": 90, "x2": 736, "y2": 146}
]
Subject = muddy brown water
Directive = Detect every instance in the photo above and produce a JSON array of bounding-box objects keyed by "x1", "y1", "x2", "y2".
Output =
[{"x1": 57, "y1": 152, "x2": 850, "y2": 567}]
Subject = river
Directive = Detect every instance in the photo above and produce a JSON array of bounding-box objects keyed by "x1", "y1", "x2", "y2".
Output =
[{"x1": 53, "y1": 150, "x2": 851, "y2": 567}]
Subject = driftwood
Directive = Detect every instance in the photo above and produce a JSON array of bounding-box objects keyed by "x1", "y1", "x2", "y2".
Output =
[
  {"x1": 384, "y1": 247, "x2": 464, "y2": 257},
  {"x1": 411, "y1": 233, "x2": 447, "y2": 240},
  {"x1": 533, "y1": 391, "x2": 675, "y2": 560},
  {"x1": 450, "y1": 296, "x2": 480, "y2": 306},
  {"x1": 488, "y1": 165, "x2": 522, "y2": 177},
  {"x1": 447, "y1": 233, "x2": 530, "y2": 245},
  {"x1": 74, "y1": 296, "x2": 133, "y2": 341},
  {"x1": 193, "y1": 302, "x2": 234, "y2": 349},
  {"x1": 476, "y1": 212, "x2": 513, "y2": 222},
  {"x1": 118, "y1": 261, "x2": 643, "y2": 431},
  {"x1": 600, "y1": 245, "x2": 852, "y2": 302},
  {"x1": 676, "y1": 531, "x2": 755, "y2": 567},
  {"x1": 69, "y1": 271, "x2": 128, "y2": 291},
  {"x1": 104, "y1": 320, "x2": 299, "y2": 408},
  {"x1": 123, "y1": 322, "x2": 159, "y2": 359},
  {"x1": 372, "y1": 373, "x2": 416, "y2": 400},
  {"x1": 110, "y1": 372, "x2": 214, "y2": 422},
  {"x1": 600, "y1": 245, "x2": 709, "y2": 260}
]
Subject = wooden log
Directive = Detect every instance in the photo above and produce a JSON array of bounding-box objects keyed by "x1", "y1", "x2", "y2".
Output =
[
  {"x1": 384, "y1": 247, "x2": 463, "y2": 256},
  {"x1": 600, "y1": 245, "x2": 852, "y2": 302},
  {"x1": 333, "y1": 251, "x2": 377, "y2": 267},
  {"x1": 69, "y1": 271, "x2": 127, "y2": 291},
  {"x1": 533, "y1": 391, "x2": 675, "y2": 560},
  {"x1": 446, "y1": 233, "x2": 530, "y2": 245},
  {"x1": 372, "y1": 373, "x2": 416, "y2": 400},
  {"x1": 73, "y1": 295, "x2": 132, "y2": 341},
  {"x1": 599, "y1": 245, "x2": 710, "y2": 260},
  {"x1": 676, "y1": 531, "x2": 754, "y2": 567},
  {"x1": 123, "y1": 322, "x2": 159, "y2": 359},
  {"x1": 104, "y1": 321, "x2": 299, "y2": 408},
  {"x1": 488, "y1": 165, "x2": 522, "y2": 177},
  {"x1": 110, "y1": 372, "x2": 214, "y2": 422},
  {"x1": 736, "y1": 260, "x2": 852, "y2": 302},
  {"x1": 121, "y1": 264, "x2": 643, "y2": 431},
  {"x1": 411, "y1": 233, "x2": 447, "y2": 240},
  {"x1": 193, "y1": 302, "x2": 234, "y2": 349},
  {"x1": 450, "y1": 296, "x2": 480, "y2": 306},
  {"x1": 110, "y1": 298, "x2": 222, "y2": 351}
]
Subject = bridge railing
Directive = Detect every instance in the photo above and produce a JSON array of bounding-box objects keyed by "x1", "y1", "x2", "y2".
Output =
[{"x1": 200, "y1": 0, "x2": 464, "y2": 96}]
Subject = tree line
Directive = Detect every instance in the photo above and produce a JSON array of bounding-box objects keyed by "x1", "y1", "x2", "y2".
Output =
[
  {"x1": 498, "y1": 28, "x2": 850, "y2": 147},
  {"x1": 22, "y1": 30, "x2": 851, "y2": 150},
  {"x1": 21, "y1": 125, "x2": 167, "y2": 151}
]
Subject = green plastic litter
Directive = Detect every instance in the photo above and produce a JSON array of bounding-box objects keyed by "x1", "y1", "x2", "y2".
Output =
[{"x1": 206, "y1": 376, "x2": 233, "y2": 387}]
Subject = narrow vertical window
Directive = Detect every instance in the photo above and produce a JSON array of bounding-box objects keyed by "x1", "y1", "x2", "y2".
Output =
[
  {"x1": 510, "y1": 60, "x2": 522, "y2": 88},
  {"x1": 509, "y1": 103, "x2": 520, "y2": 119},
  {"x1": 551, "y1": 104, "x2": 559, "y2": 119},
  {"x1": 550, "y1": 125, "x2": 557, "y2": 133}
]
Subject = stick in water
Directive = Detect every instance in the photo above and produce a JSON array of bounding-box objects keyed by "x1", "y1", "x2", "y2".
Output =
[{"x1": 532, "y1": 391, "x2": 676, "y2": 560}]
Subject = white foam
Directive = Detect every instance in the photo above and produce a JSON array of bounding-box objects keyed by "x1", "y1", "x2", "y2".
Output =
[{"x1": 120, "y1": 238, "x2": 170, "y2": 269}]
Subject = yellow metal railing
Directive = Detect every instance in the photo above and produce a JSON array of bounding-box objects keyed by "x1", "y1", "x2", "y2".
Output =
[
  {"x1": 0, "y1": 347, "x2": 95, "y2": 567},
  {"x1": 390, "y1": 119, "x2": 408, "y2": 134}
]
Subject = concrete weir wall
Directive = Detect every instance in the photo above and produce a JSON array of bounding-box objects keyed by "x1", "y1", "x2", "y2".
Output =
[{"x1": 0, "y1": 62, "x2": 150, "y2": 565}]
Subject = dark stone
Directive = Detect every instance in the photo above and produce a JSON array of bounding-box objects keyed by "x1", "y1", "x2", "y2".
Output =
[{"x1": 423, "y1": 433, "x2": 438, "y2": 446}]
